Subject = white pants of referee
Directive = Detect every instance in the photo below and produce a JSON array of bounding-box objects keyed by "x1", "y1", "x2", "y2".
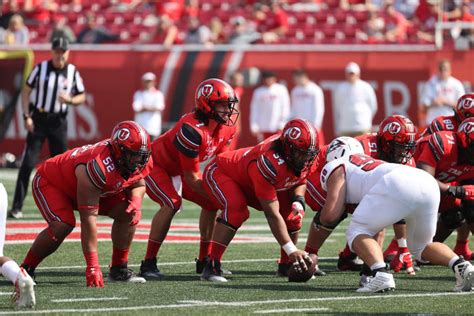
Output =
[{"x1": 346, "y1": 168, "x2": 440, "y2": 261}]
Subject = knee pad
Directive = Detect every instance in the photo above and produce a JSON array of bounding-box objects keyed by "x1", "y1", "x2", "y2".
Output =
[
  {"x1": 216, "y1": 217, "x2": 240, "y2": 231},
  {"x1": 313, "y1": 211, "x2": 347, "y2": 232},
  {"x1": 439, "y1": 209, "x2": 466, "y2": 229},
  {"x1": 395, "y1": 219, "x2": 406, "y2": 225},
  {"x1": 461, "y1": 201, "x2": 474, "y2": 224}
]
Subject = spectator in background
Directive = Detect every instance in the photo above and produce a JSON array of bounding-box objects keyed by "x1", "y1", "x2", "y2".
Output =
[
  {"x1": 209, "y1": 17, "x2": 225, "y2": 43},
  {"x1": 150, "y1": 14, "x2": 178, "y2": 47},
  {"x1": 22, "y1": 0, "x2": 57, "y2": 25},
  {"x1": 133, "y1": 72, "x2": 165, "y2": 141},
  {"x1": 1, "y1": 14, "x2": 29, "y2": 45},
  {"x1": 394, "y1": 0, "x2": 420, "y2": 19},
  {"x1": 414, "y1": 0, "x2": 446, "y2": 43},
  {"x1": 360, "y1": 10, "x2": 386, "y2": 43},
  {"x1": 290, "y1": 69, "x2": 326, "y2": 145},
  {"x1": 250, "y1": 70, "x2": 290, "y2": 143},
  {"x1": 383, "y1": 1, "x2": 408, "y2": 42},
  {"x1": 333, "y1": 62, "x2": 378, "y2": 137},
  {"x1": 48, "y1": 15, "x2": 76, "y2": 44},
  {"x1": 156, "y1": 0, "x2": 185, "y2": 22},
  {"x1": 228, "y1": 16, "x2": 261, "y2": 44},
  {"x1": 229, "y1": 71, "x2": 244, "y2": 150},
  {"x1": 183, "y1": 17, "x2": 212, "y2": 45},
  {"x1": 77, "y1": 13, "x2": 120, "y2": 44},
  {"x1": 420, "y1": 59, "x2": 465, "y2": 125},
  {"x1": 260, "y1": 1, "x2": 289, "y2": 43}
]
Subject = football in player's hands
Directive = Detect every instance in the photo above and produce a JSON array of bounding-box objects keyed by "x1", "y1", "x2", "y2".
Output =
[{"x1": 288, "y1": 254, "x2": 318, "y2": 283}]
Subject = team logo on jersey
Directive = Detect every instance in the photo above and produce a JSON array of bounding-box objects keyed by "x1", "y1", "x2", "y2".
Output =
[
  {"x1": 384, "y1": 122, "x2": 401, "y2": 135},
  {"x1": 200, "y1": 84, "x2": 214, "y2": 97},
  {"x1": 114, "y1": 128, "x2": 131, "y2": 141},
  {"x1": 285, "y1": 127, "x2": 301, "y2": 140}
]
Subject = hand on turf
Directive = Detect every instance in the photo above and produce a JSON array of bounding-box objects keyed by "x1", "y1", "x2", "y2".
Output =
[
  {"x1": 86, "y1": 265, "x2": 104, "y2": 288},
  {"x1": 289, "y1": 250, "x2": 311, "y2": 273},
  {"x1": 125, "y1": 197, "x2": 142, "y2": 226}
]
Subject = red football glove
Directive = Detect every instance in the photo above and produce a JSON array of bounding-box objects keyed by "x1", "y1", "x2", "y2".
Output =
[
  {"x1": 125, "y1": 196, "x2": 142, "y2": 226},
  {"x1": 288, "y1": 200, "x2": 305, "y2": 224},
  {"x1": 85, "y1": 265, "x2": 103, "y2": 288},
  {"x1": 462, "y1": 185, "x2": 474, "y2": 201}
]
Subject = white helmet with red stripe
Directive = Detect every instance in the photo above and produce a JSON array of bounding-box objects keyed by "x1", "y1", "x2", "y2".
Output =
[
  {"x1": 280, "y1": 119, "x2": 320, "y2": 172},
  {"x1": 326, "y1": 136, "x2": 364, "y2": 162},
  {"x1": 110, "y1": 121, "x2": 151, "y2": 177}
]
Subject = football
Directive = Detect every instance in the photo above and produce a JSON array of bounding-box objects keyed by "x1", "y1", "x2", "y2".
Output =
[{"x1": 287, "y1": 254, "x2": 318, "y2": 283}]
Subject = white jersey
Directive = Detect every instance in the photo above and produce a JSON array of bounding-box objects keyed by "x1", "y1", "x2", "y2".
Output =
[{"x1": 320, "y1": 154, "x2": 402, "y2": 204}]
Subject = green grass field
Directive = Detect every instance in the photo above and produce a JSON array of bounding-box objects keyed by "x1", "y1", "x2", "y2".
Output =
[{"x1": 0, "y1": 168, "x2": 473, "y2": 315}]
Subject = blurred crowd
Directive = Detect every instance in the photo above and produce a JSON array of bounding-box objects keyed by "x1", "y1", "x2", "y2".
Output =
[{"x1": 0, "y1": 0, "x2": 473, "y2": 46}]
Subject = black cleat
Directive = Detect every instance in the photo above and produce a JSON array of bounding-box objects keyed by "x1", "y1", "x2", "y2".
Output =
[
  {"x1": 276, "y1": 262, "x2": 291, "y2": 277},
  {"x1": 109, "y1": 263, "x2": 146, "y2": 283},
  {"x1": 196, "y1": 257, "x2": 232, "y2": 275},
  {"x1": 337, "y1": 251, "x2": 363, "y2": 272},
  {"x1": 139, "y1": 258, "x2": 164, "y2": 280},
  {"x1": 201, "y1": 259, "x2": 228, "y2": 282}
]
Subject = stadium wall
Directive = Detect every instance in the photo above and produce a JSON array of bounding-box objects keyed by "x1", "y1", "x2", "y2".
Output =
[{"x1": 1, "y1": 46, "x2": 473, "y2": 156}]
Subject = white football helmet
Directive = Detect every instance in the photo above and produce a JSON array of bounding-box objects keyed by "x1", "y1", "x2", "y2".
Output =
[{"x1": 326, "y1": 136, "x2": 364, "y2": 162}]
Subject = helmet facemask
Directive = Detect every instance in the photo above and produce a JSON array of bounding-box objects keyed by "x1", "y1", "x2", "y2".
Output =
[
  {"x1": 384, "y1": 140, "x2": 416, "y2": 164},
  {"x1": 210, "y1": 98, "x2": 240, "y2": 126},
  {"x1": 284, "y1": 144, "x2": 319, "y2": 173},
  {"x1": 115, "y1": 145, "x2": 151, "y2": 178}
]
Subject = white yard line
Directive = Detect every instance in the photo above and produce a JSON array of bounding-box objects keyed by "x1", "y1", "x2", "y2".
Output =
[
  {"x1": 35, "y1": 257, "x2": 339, "y2": 271},
  {"x1": 51, "y1": 297, "x2": 127, "y2": 303},
  {"x1": 0, "y1": 292, "x2": 13, "y2": 296},
  {"x1": 254, "y1": 307, "x2": 330, "y2": 314},
  {"x1": 0, "y1": 291, "x2": 472, "y2": 315}
]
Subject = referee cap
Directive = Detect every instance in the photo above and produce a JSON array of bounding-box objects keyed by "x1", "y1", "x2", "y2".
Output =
[{"x1": 52, "y1": 37, "x2": 69, "y2": 51}]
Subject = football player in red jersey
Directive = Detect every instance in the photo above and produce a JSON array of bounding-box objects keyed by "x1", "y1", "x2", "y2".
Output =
[
  {"x1": 304, "y1": 115, "x2": 418, "y2": 275},
  {"x1": 200, "y1": 119, "x2": 319, "y2": 282},
  {"x1": 420, "y1": 93, "x2": 474, "y2": 260},
  {"x1": 416, "y1": 117, "x2": 474, "y2": 261},
  {"x1": 139, "y1": 78, "x2": 239, "y2": 279},
  {"x1": 21, "y1": 121, "x2": 152, "y2": 287}
]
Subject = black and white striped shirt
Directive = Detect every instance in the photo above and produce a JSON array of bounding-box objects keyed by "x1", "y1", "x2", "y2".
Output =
[{"x1": 26, "y1": 60, "x2": 85, "y2": 115}]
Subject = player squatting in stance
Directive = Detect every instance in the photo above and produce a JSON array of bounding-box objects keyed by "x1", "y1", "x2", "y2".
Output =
[
  {"x1": 21, "y1": 121, "x2": 152, "y2": 287},
  {"x1": 139, "y1": 79, "x2": 239, "y2": 279},
  {"x1": 304, "y1": 115, "x2": 419, "y2": 276},
  {"x1": 201, "y1": 119, "x2": 319, "y2": 282},
  {"x1": 419, "y1": 93, "x2": 474, "y2": 260},
  {"x1": 0, "y1": 184, "x2": 35, "y2": 307},
  {"x1": 317, "y1": 137, "x2": 474, "y2": 293}
]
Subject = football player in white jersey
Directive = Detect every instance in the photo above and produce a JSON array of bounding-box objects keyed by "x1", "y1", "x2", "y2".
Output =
[
  {"x1": 316, "y1": 137, "x2": 474, "y2": 293},
  {"x1": 0, "y1": 183, "x2": 35, "y2": 308}
]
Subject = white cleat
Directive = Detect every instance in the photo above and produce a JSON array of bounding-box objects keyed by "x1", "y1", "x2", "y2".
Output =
[
  {"x1": 454, "y1": 261, "x2": 474, "y2": 292},
  {"x1": 14, "y1": 268, "x2": 36, "y2": 308},
  {"x1": 200, "y1": 274, "x2": 228, "y2": 282},
  {"x1": 356, "y1": 271, "x2": 395, "y2": 293}
]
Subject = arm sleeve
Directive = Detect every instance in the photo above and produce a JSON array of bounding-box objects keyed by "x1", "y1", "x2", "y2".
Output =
[
  {"x1": 85, "y1": 159, "x2": 107, "y2": 190},
  {"x1": 416, "y1": 139, "x2": 439, "y2": 168},
  {"x1": 248, "y1": 161, "x2": 277, "y2": 201},
  {"x1": 314, "y1": 85, "x2": 325, "y2": 129},
  {"x1": 173, "y1": 123, "x2": 202, "y2": 158},
  {"x1": 26, "y1": 64, "x2": 40, "y2": 88}
]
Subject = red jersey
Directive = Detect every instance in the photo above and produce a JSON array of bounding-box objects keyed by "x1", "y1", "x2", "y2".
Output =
[
  {"x1": 216, "y1": 135, "x2": 310, "y2": 201},
  {"x1": 415, "y1": 131, "x2": 474, "y2": 183},
  {"x1": 151, "y1": 113, "x2": 235, "y2": 176},
  {"x1": 38, "y1": 140, "x2": 153, "y2": 201},
  {"x1": 420, "y1": 115, "x2": 459, "y2": 137}
]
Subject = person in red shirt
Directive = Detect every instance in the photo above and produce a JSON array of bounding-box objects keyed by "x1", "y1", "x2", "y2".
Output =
[
  {"x1": 415, "y1": 117, "x2": 474, "y2": 261},
  {"x1": 21, "y1": 121, "x2": 152, "y2": 287},
  {"x1": 201, "y1": 119, "x2": 319, "y2": 282},
  {"x1": 419, "y1": 94, "x2": 474, "y2": 260},
  {"x1": 139, "y1": 78, "x2": 239, "y2": 279},
  {"x1": 305, "y1": 115, "x2": 419, "y2": 275}
]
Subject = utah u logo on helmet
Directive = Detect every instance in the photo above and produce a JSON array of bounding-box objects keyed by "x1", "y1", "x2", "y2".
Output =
[
  {"x1": 114, "y1": 128, "x2": 131, "y2": 141},
  {"x1": 285, "y1": 127, "x2": 302, "y2": 140},
  {"x1": 384, "y1": 122, "x2": 401, "y2": 135}
]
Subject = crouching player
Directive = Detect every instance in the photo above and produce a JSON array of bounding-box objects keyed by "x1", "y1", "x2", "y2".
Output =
[
  {"x1": 21, "y1": 121, "x2": 152, "y2": 287},
  {"x1": 319, "y1": 137, "x2": 474, "y2": 293},
  {"x1": 201, "y1": 119, "x2": 319, "y2": 282},
  {"x1": 0, "y1": 183, "x2": 35, "y2": 307}
]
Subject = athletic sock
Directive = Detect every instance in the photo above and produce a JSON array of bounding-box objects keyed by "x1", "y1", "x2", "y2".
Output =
[
  {"x1": 0, "y1": 260, "x2": 21, "y2": 285},
  {"x1": 144, "y1": 239, "x2": 162, "y2": 261},
  {"x1": 279, "y1": 248, "x2": 289, "y2": 264},
  {"x1": 199, "y1": 240, "x2": 212, "y2": 261},
  {"x1": 22, "y1": 249, "x2": 42, "y2": 269},
  {"x1": 112, "y1": 247, "x2": 129, "y2": 267},
  {"x1": 449, "y1": 256, "x2": 463, "y2": 272},
  {"x1": 210, "y1": 241, "x2": 227, "y2": 262},
  {"x1": 341, "y1": 243, "x2": 352, "y2": 257},
  {"x1": 305, "y1": 245, "x2": 319, "y2": 255}
]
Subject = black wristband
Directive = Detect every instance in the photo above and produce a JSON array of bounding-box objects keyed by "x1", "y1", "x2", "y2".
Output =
[
  {"x1": 447, "y1": 186, "x2": 465, "y2": 199},
  {"x1": 292, "y1": 195, "x2": 306, "y2": 211}
]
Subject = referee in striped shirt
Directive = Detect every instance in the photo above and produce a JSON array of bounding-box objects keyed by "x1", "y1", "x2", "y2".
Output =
[{"x1": 9, "y1": 37, "x2": 86, "y2": 219}]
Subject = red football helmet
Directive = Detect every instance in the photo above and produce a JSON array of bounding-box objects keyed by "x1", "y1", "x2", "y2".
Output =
[
  {"x1": 280, "y1": 119, "x2": 320, "y2": 172},
  {"x1": 455, "y1": 93, "x2": 474, "y2": 122},
  {"x1": 195, "y1": 78, "x2": 239, "y2": 126},
  {"x1": 457, "y1": 117, "x2": 474, "y2": 152},
  {"x1": 378, "y1": 115, "x2": 417, "y2": 164},
  {"x1": 110, "y1": 121, "x2": 151, "y2": 177}
]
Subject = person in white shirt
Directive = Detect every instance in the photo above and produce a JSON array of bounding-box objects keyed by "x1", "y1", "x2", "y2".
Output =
[
  {"x1": 290, "y1": 69, "x2": 325, "y2": 145},
  {"x1": 250, "y1": 70, "x2": 290, "y2": 143},
  {"x1": 333, "y1": 62, "x2": 378, "y2": 137},
  {"x1": 421, "y1": 59, "x2": 465, "y2": 125},
  {"x1": 133, "y1": 72, "x2": 165, "y2": 140}
]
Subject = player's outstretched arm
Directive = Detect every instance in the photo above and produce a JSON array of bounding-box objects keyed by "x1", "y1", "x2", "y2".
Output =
[
  {"x1": 125, "y1": 179, "x2": 146, "y2": 226},
  {"x1": 320, "y1": 166, "x2": 347, "y2": 227},
  {"x1": 75, "y1": 164, "x2": 103, "y2": 288}
]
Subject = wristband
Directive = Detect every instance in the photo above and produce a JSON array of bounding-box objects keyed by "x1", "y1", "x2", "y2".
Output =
[
  {"x1": 282, "y1": 241, "x2": 298, "y2": 256},
  {"x1": 84, "y1": 251, "x2": 99, "y2": 267},
  {"x1": 292, "y1": 195, "x2": 306, "y2": 211},
  {"x1": 78, "y1": 205, "x2": 99, "y2": 214}
]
